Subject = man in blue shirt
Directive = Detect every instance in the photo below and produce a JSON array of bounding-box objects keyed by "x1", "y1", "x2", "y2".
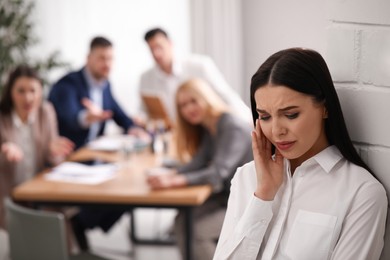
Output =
[{"x1": 49, "y1": 36, "x2": 143, "y2": 149}]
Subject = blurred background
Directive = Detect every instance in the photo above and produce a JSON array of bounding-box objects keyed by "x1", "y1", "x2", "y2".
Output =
[{"x1": 1, "y1": 0, "x2": 390, "y2": 258}]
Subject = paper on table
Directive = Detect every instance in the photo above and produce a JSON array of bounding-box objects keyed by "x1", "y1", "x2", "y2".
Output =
[
  {"x1": 44, "y1": 162, "x2": 118, "y2": 185},
  {"x1": 87, "y1": 135, "x2": 150, "y2": 152},
  {"x1": 87, "y1": 136, "x2": 129, "y2": 151}
]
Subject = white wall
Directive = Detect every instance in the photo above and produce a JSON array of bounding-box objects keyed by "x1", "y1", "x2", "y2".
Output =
[
  {"x1": 242, "y1": 1, "x2": 390, "y2": 258},
  {"x1": 241, "y1": 0, "x2": 330, "y2": 102},
  {"x1": 30, "y1": 0, "x2": 190, "y2": 117},
  {"x1": 190, "y1": 0, "x2": 244, "y2": 98}
]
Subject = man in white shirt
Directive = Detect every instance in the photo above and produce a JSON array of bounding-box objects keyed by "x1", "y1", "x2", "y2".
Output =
[{"x1": 139, "y1": 28, "x2": 251, "y2": 124}]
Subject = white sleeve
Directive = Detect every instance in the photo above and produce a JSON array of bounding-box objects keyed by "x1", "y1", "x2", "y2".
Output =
[
  {"x1": 200, "y1": 56, "x2": 252, "y2": 124},
  {"x1": 214, "y1": 167, "x2": 273, "y2": 260},
  {"x1": 330, "y1": 182, "x2": 387, "y2": 260}
]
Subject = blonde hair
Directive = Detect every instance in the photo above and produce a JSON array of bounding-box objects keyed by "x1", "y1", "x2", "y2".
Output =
[{"x1": 175, "y1": 78, "x2": 229, "y2": 162}]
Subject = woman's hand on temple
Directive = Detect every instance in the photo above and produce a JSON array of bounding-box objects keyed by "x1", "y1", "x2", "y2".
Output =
[
  {"x1": 252, "y1": 119, "x2": 284, "y2": 201},
  {"x1": 1, "y1": 142, "x2": 24, "y2": 162}
]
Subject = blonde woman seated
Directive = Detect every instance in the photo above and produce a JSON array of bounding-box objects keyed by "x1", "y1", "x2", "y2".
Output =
[
  {"x1": 0, "y1": 65, "x2": 74, "y2": 231},
  {"x1": 147, "y1": 78, "x2": 253, "y2": 260}
]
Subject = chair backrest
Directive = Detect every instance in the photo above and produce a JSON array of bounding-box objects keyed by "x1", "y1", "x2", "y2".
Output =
[{"x1": 5, "y1": 198, "x2": 69, "y2": 260}]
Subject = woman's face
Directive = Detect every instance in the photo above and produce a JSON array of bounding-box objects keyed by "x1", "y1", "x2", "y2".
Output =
[
  {"x1": 254, "y1": 85, "x2": 329, "y2": 166},
  {"x1": 177, "y1": 89, "x2": 207, "y2": 125},
  {"x1": 11, "y1": 76, "x2": 42, "y2": 120}
]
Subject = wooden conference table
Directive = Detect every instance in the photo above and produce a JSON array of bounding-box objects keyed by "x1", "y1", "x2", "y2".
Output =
[{"x1": 12, "y1": 146, "x2": 212, "y2": 260}]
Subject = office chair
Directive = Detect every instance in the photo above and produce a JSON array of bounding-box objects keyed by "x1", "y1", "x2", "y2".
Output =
[{"x1": 4, "y1": 198, "x2": 108, "y2": 260}]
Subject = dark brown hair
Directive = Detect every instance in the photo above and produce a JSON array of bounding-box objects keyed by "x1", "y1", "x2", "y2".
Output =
[
  {"x1": 250, "y1": 48, "x2": 373, "y2": 175},
  {"x1": 90, "y1": 36, "x2": 112, "y2": 51},
  {"x1": 144, "y1": 28, "x2": 169, "y2": 42},
  {"x1": 0, "y1": 65, "x2": 42, "y2": 115}
]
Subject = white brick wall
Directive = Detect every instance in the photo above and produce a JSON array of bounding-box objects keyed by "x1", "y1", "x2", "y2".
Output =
[
  {"x1": 328, "y1": 0, "x2": 390, "y2": 25},
  {"x1": 325, "y1": 1, "x2": 390, "y2": 258},
  {"x1": 243, "y1": 0, "x2": 390, "y2": 257},
  {"x1": 325, "y1": 0, "x2": 390, "y2": 193},
  {"x1": 326, "y1": 28, "x2": 358, "y2": 82},
  {"x1": 361, "y1": 30, "x2": 390, "y2": 85},
  {"x1": 336, "y1": 87, "x2": 390, "y2": 146}
]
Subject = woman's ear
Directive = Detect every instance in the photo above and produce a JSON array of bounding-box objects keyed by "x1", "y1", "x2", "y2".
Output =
[{"x1": 323, "y1": 107, "x2": 328, "y2": 119}]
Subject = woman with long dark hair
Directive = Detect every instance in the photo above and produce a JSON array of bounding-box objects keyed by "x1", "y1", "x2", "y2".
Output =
[{"x1": 214, "y1": 48, "x2": 387, "y2": 260}]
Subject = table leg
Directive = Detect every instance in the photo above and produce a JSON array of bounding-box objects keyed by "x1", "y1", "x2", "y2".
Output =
[
  {"x1": 184, "y1": 207, "x2": 193, "y2": 260},
  {"x1": 129, "y1": 209, "x2": 137, "y2": 242}
]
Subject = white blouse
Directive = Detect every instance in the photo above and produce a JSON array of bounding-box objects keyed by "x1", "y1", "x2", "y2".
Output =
[
  {"x1": 12, "y1": 112, "x2": 37, "y2": 185},
  {"x1": 214, "y1": 146, "x2": 387, "y2": 260}
]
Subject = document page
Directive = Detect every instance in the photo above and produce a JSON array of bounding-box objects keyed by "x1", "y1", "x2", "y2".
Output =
[{"x1": 45, "y1": 162, "x2": 118, "y2": 185}]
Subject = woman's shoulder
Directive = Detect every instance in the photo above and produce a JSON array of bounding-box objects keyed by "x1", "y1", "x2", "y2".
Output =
[
  {"x1": 340, "y1": 158, "x2": 380, "y2": 183},
  {"x1": 319, "y1": 146, "x2": 379, "y2": 185},
  {"x1": 347, "y1": 162, "x2": 388, "y2": 213},
  {"x1": 219, "y1": 112, "x2": 252, "y2": 132},
  {"x1": 231, "y1": 160, "x2": 256, "y2": 187},
  {"x1": 338, "y1": 158, "x2": 387, "y2": 201},
  {"x1": 38, "y1": 101, "x2": 56, "y2": 121},
  {"x1": 40, "y1": 101, "x2": 55, "y2": 114}
]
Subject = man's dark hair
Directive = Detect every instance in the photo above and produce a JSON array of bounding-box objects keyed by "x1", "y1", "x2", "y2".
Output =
[
  {"x1": 90, "y1": 36, "x2": 112, "y2": 51},
  {"x1": 144, "y1": 28, "x2": 169, "y2": 42}
]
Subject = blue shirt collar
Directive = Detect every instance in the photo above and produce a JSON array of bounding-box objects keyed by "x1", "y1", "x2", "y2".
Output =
[{"x1": 82, "y1": 67, "x2": 108, "y2": 90}]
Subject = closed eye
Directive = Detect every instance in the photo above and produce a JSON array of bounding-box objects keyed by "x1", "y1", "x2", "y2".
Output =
[
  {"x1": 259, "y1": 114, "x2": 271, "y2": 121},
  {"x1": 286, "y1": 112, "x2": 299, "y2": 119}
]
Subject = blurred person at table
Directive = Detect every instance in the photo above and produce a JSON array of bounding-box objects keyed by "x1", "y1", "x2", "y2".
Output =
[
  {"x1": 49, "y1": 36, "x2": 147, "y2": 150},
  {"x1": 139, "y1": 27, "x2": 251, "y2": 124},
  {"x1": 51, "y1": 36, "x2": 148, "y2": 252},
  {"x1": 0, "y1": 65, "x2": 74, "y2": 230},
  {"x1": 147, "y1": 78, "x2": 253, "y2": 260}
]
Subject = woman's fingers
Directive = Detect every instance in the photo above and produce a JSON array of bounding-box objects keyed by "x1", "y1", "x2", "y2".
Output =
[
  {"x1": 1, "y1": 142, "x2": 23, "y2": 162},
  {"x1": 50, "y1": 137, "x2": 75, "y2": 157},
  {"x1": 252, "y1": 119, "x2": 285, "y2": 200},
  {"x1": 274, "y1": 148, "x2": 284, "y2": 164},
  {"x1": 255, "y1": 119, "x2": 264, "y2": 151},
  {"x1": 258, "y1": 119, "x2": 272, "y2": 158},
  {"x1": 255, "y1": 119, "x2": 272, "y2": 158},
  {"x1": 254, "y1": 119, "x2": 264, "y2": 156},
  {"x1": 58, "y1": 137, "x2": 75, "y2": 152},
  {"x1": 251, "y1": 131, "x2": 261, "y2": 165},
  {"x1": 147, "y1": 175, "x2": 171, "y2": 189}
]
